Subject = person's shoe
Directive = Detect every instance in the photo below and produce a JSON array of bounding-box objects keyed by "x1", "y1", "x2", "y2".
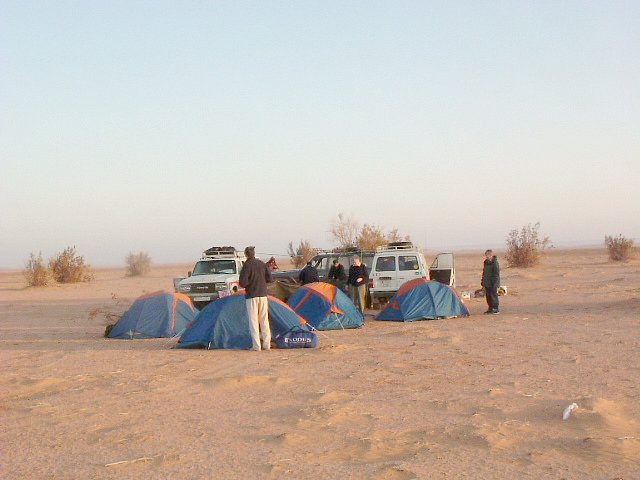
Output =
[
  {"x1": 490, "y1": 310, "x2": 500, "y2": 314},
  {"x1": 483, "y1": 310, "x2": 492, "y2": 314}
]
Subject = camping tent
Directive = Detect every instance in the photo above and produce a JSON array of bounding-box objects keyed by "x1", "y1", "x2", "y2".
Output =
[
  {"x1": 287, "y1": 282, "x2": 363, "y2": 330},
  {"x1": 108, "y1": 291, "x2": 197, "y2": 338},
  {"x1": 177, "y1": 294, "x2": 309, "y2": 349},
  {"x1": 376, "y1": 278, "x2": 469, "y2": 322}
]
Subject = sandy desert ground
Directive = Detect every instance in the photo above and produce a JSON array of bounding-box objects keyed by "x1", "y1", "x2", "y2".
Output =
[{"x1": 1, "y1": 249, "x2": 639, "y2": 479}]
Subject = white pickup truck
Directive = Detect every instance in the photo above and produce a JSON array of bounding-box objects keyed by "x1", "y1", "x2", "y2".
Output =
[
  {"x1": 174, "y1": 246, "x2": 246, "y2": 310},
  {"x1": 369, "y1": 242, "x2": 455, "y2": 305}
]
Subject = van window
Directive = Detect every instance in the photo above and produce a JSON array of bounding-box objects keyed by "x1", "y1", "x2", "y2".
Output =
[
  {"x1": 313, "y1": 256, "x2": 331, "y2": 275},
  {"x1": 375, "y1": 256, "x2": 396, "y2": 272},
  {"x1": 399, "y1": 255, "x2": 419, "y2": 271}
]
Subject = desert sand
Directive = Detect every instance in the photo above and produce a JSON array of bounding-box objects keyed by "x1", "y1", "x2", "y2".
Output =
[{"x1": 1, "y1": 249, "x2": 639, "y2": 479}]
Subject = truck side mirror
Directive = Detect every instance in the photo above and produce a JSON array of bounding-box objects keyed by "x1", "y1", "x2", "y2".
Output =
[{"x1": 188, "y1": 271, "x2": 192, "y2": 277}]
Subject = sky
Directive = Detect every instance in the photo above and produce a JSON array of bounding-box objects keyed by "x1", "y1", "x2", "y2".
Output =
[{"x1": 1, "y1": 1, "x2": 639, "y2": 268}]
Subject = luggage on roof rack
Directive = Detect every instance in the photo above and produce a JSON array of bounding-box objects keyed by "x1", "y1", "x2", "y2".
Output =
[
  {"x1": 202, "y1": 246, "x2": 242, "y2": 258},
  {"x1": 376, "y1": 241, "x2": 415, "y2": 251}
]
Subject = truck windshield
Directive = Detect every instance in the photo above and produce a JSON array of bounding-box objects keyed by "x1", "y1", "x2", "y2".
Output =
[{"x1": 192, "y1": 260, "x2": 237, "y2": 275}]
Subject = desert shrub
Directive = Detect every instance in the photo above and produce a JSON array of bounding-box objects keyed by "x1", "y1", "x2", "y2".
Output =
[
  {"x1": 125, "y1": 251, "x2": 152, "y2": 276},
  {"x1": 330, "y1": 213, "x2": 360, "y2": 249},
  {"x1": 24, "y1": 252, "x2": 50, "y2": 286},
  {"x1": 505, "y1": 222, "x2": 551, "y2": 268},
  {"x1": 287, "y1": 240, "x2": 315, "y2": 268},
  {"x1": 605, "y1": 234, "x2": 634, "y2": 261},
  {"x1": 49, "y1": 246, "x2": 93, "y2": 283},
  {"x1": 331, "y1": 213, "x2": 411, "y2": 251}
]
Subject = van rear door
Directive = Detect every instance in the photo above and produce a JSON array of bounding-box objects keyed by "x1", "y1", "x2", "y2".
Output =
[
  {"x1": 372, "y1": 254, "x2": 397, "y2": 291},
  {"x1": 397, "y1": 254, "x2": 423, "y2": 287},
  {"x1": 429, "y1": 253, "x2": 455, "y2": 286}
]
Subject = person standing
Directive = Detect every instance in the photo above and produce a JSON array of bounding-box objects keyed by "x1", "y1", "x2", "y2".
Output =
[
  {"x1": 481, "y1": 249, "x2": 501, "y2": 314},
  {"x1": 328, "y1": 259, "x2": 347, "y2": 291},
  {"x1": 348, "y1": 256, "x2": 368, "y2": 316},
  {"x1": 298, "y1": 260, "x2": 319, "y2": 285},
  {"x1": 266, "y1": 256, "x2": 279, "y2": 270},
  {"x1": 239, "y1": 246, "x2": 273, "y2": 351}
]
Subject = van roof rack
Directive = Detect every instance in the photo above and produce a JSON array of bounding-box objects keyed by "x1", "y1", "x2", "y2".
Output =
[
  {"x1": 202, "y1": 246, "x2": 243, "y2": 259},
  {"x1": 376, "y1": 241, "x2": 415, "y2": 252}
]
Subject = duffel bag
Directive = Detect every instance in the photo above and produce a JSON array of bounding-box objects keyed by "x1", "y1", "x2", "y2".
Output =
[{"x1": 274, "y1": 329, "x2": 318, "y2": 349}]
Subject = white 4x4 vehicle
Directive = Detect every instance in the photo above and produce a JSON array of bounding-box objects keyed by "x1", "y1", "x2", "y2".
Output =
[
  {"x1": 369, "y1": 242, "x2": 455, "y2": 305},
  {"x1": 175, "y1": 246, "x2": 245, "y2": 310}
]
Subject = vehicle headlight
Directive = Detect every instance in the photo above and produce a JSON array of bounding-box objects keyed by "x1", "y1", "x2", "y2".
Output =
[{"x1": 179, "y1": 284, "x2": 191, "y2": 293}]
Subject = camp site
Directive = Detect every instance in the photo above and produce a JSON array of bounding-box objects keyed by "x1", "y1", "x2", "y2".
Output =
[
  {"x1": 2, "y1": 247, "x2": 639, "y2": 479},
  {"x1": 2, "y1": 2, "x2": 639, "y2": 478}
]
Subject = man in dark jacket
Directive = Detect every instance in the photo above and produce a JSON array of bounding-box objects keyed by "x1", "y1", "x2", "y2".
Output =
[
  {"x1": 481, "y1": 249, "x2": 501, "y2": 314},
  {"x1": 298, "y1": 261, "x2": 319, "y2": 285},
  {"x1": 348, "y1": 256, "x2": 368, "y2": 316},
  {"x1": 328, "y1": 259, "x2": 347, "y2": 291},
  {"x1": 239, "y1": 246, "x2": 273, "y2": 351}
]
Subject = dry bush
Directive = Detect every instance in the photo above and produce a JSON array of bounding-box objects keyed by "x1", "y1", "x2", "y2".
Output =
[
  {"x1": 331, "y1": 213, "x2": 411, "y2": 251},
  {"x1": 24, "y1": 252, "x2": 50, "y2": 286},
  {"x1": 505, "y1": 222, "x2": 551, "y2": 268},
  {"x1": 330, "y1": 213, "x2": 359, "y2": 249},
  {"x1": 126, "y1": 251, "x2": 152, "y2": 276},
  {"x1": 357, "y1": 224, "x2": 388, "y2": 250},
  {"x1": 49, "y1": 246, "x2": 93, "y2": 283},
  {"x1": 357, "y1": 224, "x2": 411, "y2": 250},
  {"x1": 287, "y1": 240, "x2": 314, "y2": 268},
  {"x1": 605, "y1": 234, "x2": 635, "y2": 261}
]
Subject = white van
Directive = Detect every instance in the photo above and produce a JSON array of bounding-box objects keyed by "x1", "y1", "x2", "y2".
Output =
[
  {"x1": 369, "y1": 242, "x2": 455, "y2": 305},
  {"x1": 174, "y1": 246, "x2": 246, "y2": 310}
]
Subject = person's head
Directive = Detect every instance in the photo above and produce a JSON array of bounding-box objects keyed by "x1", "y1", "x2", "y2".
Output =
[
  {"x1": 484, "y1": 249, "x2": 493, "y2": 260},
  {"x1": 269, "y1": 256, "x2": 275, "y2": 262},
  {"x1": 352, "y1": 256, "x2": 361, "y2": 266},
  {"x1": 244, "y1": 246, "x2": 256, "y2": 259},
  {"x1": 333, "y1": 259, "x2": 339, "y2": 266}
]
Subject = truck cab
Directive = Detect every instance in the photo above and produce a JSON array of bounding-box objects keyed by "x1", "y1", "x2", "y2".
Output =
[
  {"x1": 175, "y1": 246, "x2": 246, "y2": 310},
  {"x1": 369, "y1": 242, "x2": 455, "y2": 305}
]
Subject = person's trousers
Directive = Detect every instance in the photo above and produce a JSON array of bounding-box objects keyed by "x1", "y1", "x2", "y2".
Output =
[
  {"x1": 350, "y1": 284, "x2": 367, "y2": 315},
  {"x1": 246, "y1": 296, "x2": 271, "y2": 351},
  {"x1": 485, "y1": 286, "x2": 499, "y2": 311}
]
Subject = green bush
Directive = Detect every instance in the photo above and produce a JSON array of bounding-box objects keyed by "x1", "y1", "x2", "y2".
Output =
[
  {"x1": 49, "y1": 246, "x2": 93, "y2": 283},
  {"x1": 605, "y1": 234, "x2": 634, "y2": 261}
]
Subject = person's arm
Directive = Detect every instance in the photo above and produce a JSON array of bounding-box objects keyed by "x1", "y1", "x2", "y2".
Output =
[
  {"x1": 265, "y1": 264, "x2": 273, "y2": 283},
  {"x1": 239, "y1": 263, "x2": 249, "y2": 288}
]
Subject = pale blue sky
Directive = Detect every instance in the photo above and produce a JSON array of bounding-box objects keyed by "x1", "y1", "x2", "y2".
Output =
[{"x1": 1, "y1": 1, "x2": 639, "y2": 267}]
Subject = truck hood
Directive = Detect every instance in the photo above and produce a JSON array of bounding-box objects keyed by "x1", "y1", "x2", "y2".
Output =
[{"x1": 179, "y1": 274, "x2": 234, "y2": 285}]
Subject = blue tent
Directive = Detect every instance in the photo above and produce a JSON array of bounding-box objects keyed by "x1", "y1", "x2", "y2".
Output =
[
  {"x1": 376, "y1": 278, "x2": 470, "y2": 322},
  {"x1": 108, "y1": 291, "x2": 197, "y2": 338},
  {"x1": 177, "y1": 295, "x2": 310, "y2": 349},
  {"x1": 287, "y1": 282, "x2": 363, "y2": 330}
]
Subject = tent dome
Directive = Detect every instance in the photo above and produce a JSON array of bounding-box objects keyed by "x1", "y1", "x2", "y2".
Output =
[
  {"x1": 376, "y1": 279, "x2": 469, "y2": 322},
  {"x1": 287, "y1": 282, "x2": 363, "y2": 330},
  {"x1": 178, "y1": 295, "x2": 309, "y2": 349},
  {"x1": 108, "y1": 291, "x2": 196, "y2": 339}
]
